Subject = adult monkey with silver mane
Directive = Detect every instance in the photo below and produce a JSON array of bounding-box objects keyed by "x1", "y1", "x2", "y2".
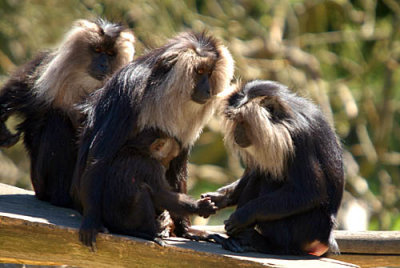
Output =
[
  {"x1": 202, "y1": 80, "x2": 344, "y2": 256},
  {"x1": 72, "y1": 32, "x2": 234, "y2": 248},
  {"x1": 0, "y1": 19, "x2": 135, "y2": 207}
]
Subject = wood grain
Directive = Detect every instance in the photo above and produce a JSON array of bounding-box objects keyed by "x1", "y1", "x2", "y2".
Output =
[{"x1": 0, "y1": 183, "x2": 359, "y2": 267}]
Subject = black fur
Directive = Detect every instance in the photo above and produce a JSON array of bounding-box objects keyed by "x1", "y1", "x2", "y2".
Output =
[
  {"x1": 71, "y1": 32, "x2": 224, "y2": 247},
  {"x1": 203, "y1": 80, "x2": 344, "y2": 255},
  {"x1": 74, "y1": 128, "x2": 216, "y2": 248},
  {"x1": 0, "y1": 19, "x2": 130, "y2": 207},
  {"x1": 0, "y1": 51, "x2": 80, "y2": 207}
]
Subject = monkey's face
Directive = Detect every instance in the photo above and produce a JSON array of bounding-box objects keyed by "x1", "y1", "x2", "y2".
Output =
[
  {"x1": 154, "y1": 32, "x2": 234, "y2": 105},
  {"x1": 34, "y1": 19, "x2": 135, "y2": 110},
  {"x1": 223, "y1": 80, "x2": 295, "y2": 177},
  {"x1": 60, "y1": 19, "x2": 134, "y2": 82},
  {"x1": 150, "y1": 137, "x2": 180, "y2": 169},
  {"x1": 83, "y1": 20, "x2": 135, "y2": 81},
  {"x1": 87, "y1": 44, "x2": 119, "y2": 80}
]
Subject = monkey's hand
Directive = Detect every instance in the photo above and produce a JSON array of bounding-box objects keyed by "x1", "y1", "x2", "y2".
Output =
[
  {"x1": 0, "y1": 122, "x2": 20, "y2": 148},
  {"x1": 224, "y1": 210, "x2": 254, "y2": 236},
  {"x1": 201, "y1": 191, "x2": 229, "y2": 209},
  {"x1": 196, "y1": 197, "x2": 218, "y2": 218},
  {"x1": 79, "y1": 218, "x2": 108, "y2": 252}
]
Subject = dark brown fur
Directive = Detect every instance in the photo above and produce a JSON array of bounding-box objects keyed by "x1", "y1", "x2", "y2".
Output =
[{"x1": 72, "y1": 32, "x2": 234, "y2": 248}]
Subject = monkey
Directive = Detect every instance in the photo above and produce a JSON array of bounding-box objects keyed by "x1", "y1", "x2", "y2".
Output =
[
  {"x1": 78, "y1": 128, "x2": 217, "y2": 249},
  {"x1": 71, "y1": 31, "x2": 234, "y2": 248},
  {"x1": 202, "y1": 80, "x2": 344, "y2": 256},
  {"x1": 0, "y1": 19, "x2": 135, "y2": 207}
]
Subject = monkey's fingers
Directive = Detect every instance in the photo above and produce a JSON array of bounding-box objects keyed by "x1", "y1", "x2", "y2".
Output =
[
  {"x1": 206, "y1": 234, "x2": 226, "y2": 244},
  {"x1": 224, "y1": 219, "x2": 242, "y2": 236},
  {"x1": 79, "y1": 229, "x2": 97, "y2": 252},
  {"x1": 222, "y1": 238, "x2": 244, "y2": 253},
  {"x1": 200, "y1": 192, "x2": 215, "y2": 199},
  {"x1": 200, "y1": 192, "x2": 220, "y2": 201},
  {"x1": 182, "y1": 232, "x2": 201, "y2": 241}
]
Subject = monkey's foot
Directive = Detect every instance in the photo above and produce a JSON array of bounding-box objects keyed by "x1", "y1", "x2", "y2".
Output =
[
  {"x1": 303, "y1": 240, "x2": 329, "y2": 256},
  {"x1": 218, "y1": 237, "x2": 245, "y2": 253}
]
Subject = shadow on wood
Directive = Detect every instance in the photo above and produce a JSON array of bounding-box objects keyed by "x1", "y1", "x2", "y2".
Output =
[{"x1": 0, "y1": 183, "x2": 374, "y2": 267}]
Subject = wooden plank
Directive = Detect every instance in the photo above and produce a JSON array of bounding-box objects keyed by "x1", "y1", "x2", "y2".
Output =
[
  {"x1": 0, "y1": 183, "x2": 357, "y2": 267},
  {"x1": 334, "y1": 230, "x2": 400, "y2": 254},
  {"x1": 197, "y1": 225, "x2": 400, "y2": 255}
]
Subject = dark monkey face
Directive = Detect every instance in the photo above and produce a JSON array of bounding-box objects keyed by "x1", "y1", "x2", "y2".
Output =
[
  {"x1": 86, "y1": 20, "x2": 135, "y2": 81},
  {"x1": 223, "y1": 80, "x2": 295, "y2": 177},
  {"x1": 191, "y1": 50, "x2": 218, "y2": 104},
  {"x1": 88, "y1": 45, "x2": 116, "y2": 80}
]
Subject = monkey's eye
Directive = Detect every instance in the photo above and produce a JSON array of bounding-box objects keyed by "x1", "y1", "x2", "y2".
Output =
[
  {"x1": 196, "y1": 68, "x2": 205, "y2": 75},
  {"x1": 106, "y1": 50, "x2": 115, "y2": 56},
  {"x1": 94, "y1": 47, "x2": 102, "y2": 53}
]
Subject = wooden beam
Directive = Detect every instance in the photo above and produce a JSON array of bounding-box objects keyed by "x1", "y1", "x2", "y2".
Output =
[
  {"x1": 335, "y1": 230, "x2": 400, "y2": 254},
  {"x1": 0, "y1": 183, "x2": 358, "y2": 267}
]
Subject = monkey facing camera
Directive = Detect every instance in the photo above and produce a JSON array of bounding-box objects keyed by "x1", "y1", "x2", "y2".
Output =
[
  {"x1": 202, "y1": 80, "x2": 344, "y2": 256},
  {"x1": 0, "y1": 19, "x2": 135, "y2": 207},
  {"x1": 71, "y1": 31, "x2": 234, "y2": 248}
]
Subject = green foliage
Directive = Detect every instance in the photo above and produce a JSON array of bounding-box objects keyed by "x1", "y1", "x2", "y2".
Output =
[{"x1": 0, "y1": 0, "x2": 399, "y2": 230}]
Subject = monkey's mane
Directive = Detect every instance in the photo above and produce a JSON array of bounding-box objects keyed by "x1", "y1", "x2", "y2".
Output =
[
  {"x1": 222, "y1": 81, "x2": 321, "y2": 179},
  {"x1": 129, "y1": 32, "x2": 234, "y2": 148},
  {"x1": 33, "y1": 19, "x2": 135, "y2": 115}
]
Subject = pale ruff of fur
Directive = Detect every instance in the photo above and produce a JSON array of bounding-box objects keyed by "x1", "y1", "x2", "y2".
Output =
[
  {"x1": 33, "y1": 23, "x2": 101, "y2": 108},
  {"x1": 138, "y1": 44, "x2": 234, "y2": 148},
  {"x1": 223, "y1": 102, "x2": 294, "y2": 179},
  {"x1": 33, "y1": 21, "x2": 134, "y2": 114}
]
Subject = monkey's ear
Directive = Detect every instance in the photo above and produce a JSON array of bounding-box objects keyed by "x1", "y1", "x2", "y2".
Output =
[
  {"x1": 150, "y1": 54, "x2": 178, "y2": 79},
  {"x1": 261, "y1": 96, "x2": 292, "y2": 119},
  {"x1": 150, "y1": 138, "x2": 166, "y2": 153},
  {"x1": 159, "y1": 54, "x2": 178, "y2": 72}
]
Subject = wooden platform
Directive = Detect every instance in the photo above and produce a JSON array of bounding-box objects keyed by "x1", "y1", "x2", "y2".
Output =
[{"x1": 0, "y1": 183, "x2": 398, "y2": 267}]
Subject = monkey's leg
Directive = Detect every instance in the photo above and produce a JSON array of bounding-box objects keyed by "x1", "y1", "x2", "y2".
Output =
[
  {"x1": 103, "y1": 183, "x2": 167, "y2": 247},
  {"x1": 255, "y1": 209, "x2": 332, "y2": 255},
  {"x1": 20, "y1": 115, "x2": 48, "y2": 201},
  {"x1": 164, "y1": 149, "x2": 193, "y2": 238}
]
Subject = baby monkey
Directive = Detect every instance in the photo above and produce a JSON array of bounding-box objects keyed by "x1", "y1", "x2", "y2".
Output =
[{"x1": 78, "y1": 128, "x2": 217, "y2": 249}]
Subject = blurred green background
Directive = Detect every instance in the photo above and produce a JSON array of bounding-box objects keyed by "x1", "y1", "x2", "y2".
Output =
[{"x1": 0, "y1": 0, "x2": 399, "y2": 230}]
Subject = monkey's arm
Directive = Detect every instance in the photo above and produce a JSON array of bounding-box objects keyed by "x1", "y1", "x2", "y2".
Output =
[
  {"x1": 0, "y1": 52, "x2": 49, "y2": 119},
  {"x1": 201, "y1": 170, "x2": 252, "y2": 209},
  {"x1": 225, "y1": 159, "x2": 328, "y2": 235},
  {"x1": 164, "y1": 149, "x2": 191, "y2": 237},
  {"x1": 0, "y1": 52, "x2": 49, "y2": 147},
  {"x1": 153, "y1": 189, "x2": 217, "y2": 218}
]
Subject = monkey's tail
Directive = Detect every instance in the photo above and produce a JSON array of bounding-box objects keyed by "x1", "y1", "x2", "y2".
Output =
[
  {"x1": 328, "y1": 232, "x2": 340, "y2": 255},
  {"x1": 328, "y1": 215, "x2": 340, "y2": 255}
]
